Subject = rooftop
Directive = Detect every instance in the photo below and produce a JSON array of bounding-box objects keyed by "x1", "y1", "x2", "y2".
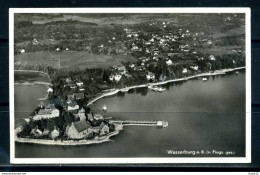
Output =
[
  {"x1": 38, "y1": 109, "x2": 53, "y2": 115},
  {"x1": 73, "y1": 120, "x2": 92, "y2": 133}
]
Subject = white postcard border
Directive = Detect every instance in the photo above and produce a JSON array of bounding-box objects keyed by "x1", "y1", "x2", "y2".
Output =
[{"x1": 9, "y1": 7, "x2": 251, "y2": 164}]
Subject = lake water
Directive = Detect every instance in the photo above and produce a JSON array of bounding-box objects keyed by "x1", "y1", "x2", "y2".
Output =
[{"x1": 15, "y1": 71, "x2": 246, "y2": 158}]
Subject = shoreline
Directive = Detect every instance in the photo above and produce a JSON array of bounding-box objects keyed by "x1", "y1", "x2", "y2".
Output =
[
  {"x1": 14, "y1": 81, "x2": 52, "y2": 86},
  {"x1": 87, "y1": 66, "x2": 245, "y2": 106},
  {"x1": 15, "y1": 130, "x2": 119, "y2": 146}
]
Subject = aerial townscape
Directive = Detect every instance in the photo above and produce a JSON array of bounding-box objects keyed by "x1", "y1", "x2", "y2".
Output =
[{"x1": 14, "y1": 13, "x2": 245, "y2": 145}]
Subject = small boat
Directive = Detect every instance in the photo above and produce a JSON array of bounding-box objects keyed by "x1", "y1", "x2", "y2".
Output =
[
  {"x1": 157, "y1": 87, "x2": 166, "y2": 92},
  {"x1": 147, "y1": 85, "x2": 153, "y2": 91},
  {"x1": 148, "y1": 85, "x2": 165, "y2": 92},
  {"x1": 236, "y1": 71, "x2": 239, "y2": 74},
  {"x1": 102, "y1": 105, "x2": 107, "y2": 111},
  {"x1": 202, "y1": 78, "x2": 208, "y2": 81}
]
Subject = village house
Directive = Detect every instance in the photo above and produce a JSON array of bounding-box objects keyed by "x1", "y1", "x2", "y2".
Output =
[
  {"x1": 129, "y1": 64, "x2": 135, "y2": 69},
  {"x1": 166, "y1": 59, "x2": 173, "y2": 66},
  {"x1": 114, "y1": 74, "x2": 122, "y2": 82},
  {"x1": 74, "y1": 92, "x2": 85, "y2": 100},
  {"x1": 94, "y1": 114, "x2": 104, "y2": 120},
  {"x1": 182, "y1": 68, "x2": 188, "y2": 74},
  {"x1": 209, "y1": 55, "x2": 216, "y2": 61},
  {"x1": 190, "y1": 65, "x2": 199, "y2": 71},
  {"x1": 76, "y1": 81, "x2": 83, "y2": 87},
  {"x1": 47, "y1": 87, "x2": 53, "y2": 93},
  {"x1": 110, "y1": 74, "x2": 122, "y2": 83},
  {"x1": 79, "y1": 88, "x2": 85, "y2": 92},
  {"x1": 66, "y1": 77, "x2": 72, "y2": 83},
  {"x1": 67, "y1": 94, "x2": 75, "y2": 101},
  {"x1": 113, "y1": 65, "x2": 127, "y2": 75},
  {"x1": 131, "y1": 45, "x2": 140, "y2": 52},
  {"x1": 146, "y1": 72, "x2": 155, "y2": 81},
  {"x1": 20, "y1": 49, "x2": 25, "y2": 53},
  {"x1": 92, "y1": 122, "x2": 109, "y2": 136},
  {"x1": 74, "y1": 108, "x2": 86, "y2": 121},
  {"x1": 68, "y1": 82, "x2": 77, "y2": 89},
  {"x1": 42, "y1": 129, "x2": 50, "y2": 136},
  {"x1": 66, "y1": 120, "x2": 93, "y2": 139},
  {"x1": 50, "y1": 128, "x2": 60, "y2": 140},
  {"x1": 87, "y1": 113, "x2": 94, "y2": 121},
  {"x1": 30, "y1": 127, "x2": 43, "y2": 136},
  {"x1": 67, "y1": 100, "x2": 79, "y2": 111}
]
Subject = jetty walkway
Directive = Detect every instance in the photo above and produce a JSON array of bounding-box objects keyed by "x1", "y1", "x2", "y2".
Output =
[{"x1": 109, "y1": 120, "x2": 168, "y2": 128}]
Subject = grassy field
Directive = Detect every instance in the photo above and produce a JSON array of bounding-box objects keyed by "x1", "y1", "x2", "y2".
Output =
[
  {"x1": 14, "y1": 71, "x2": 50, "y2": 83},
  {"x1": 14, "y1": 51, "x2": 138, "y2": 70},
  {"x1": 24, "y1": 14, "x2": 180, "y2": 25},
  {"x1": 211, "y1": 25, "x2": 245, "y2": 39},
  {"x1": 15, "y1": 51, "x2": 60, "y2": 68},
  {"x1": 197, "y1": 46, "x2": 243, "y2": 56}
]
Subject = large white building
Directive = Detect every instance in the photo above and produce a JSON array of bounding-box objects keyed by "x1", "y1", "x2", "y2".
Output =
[{"x1": 33, "y1": 106, "x2": 59, "y2": 121}]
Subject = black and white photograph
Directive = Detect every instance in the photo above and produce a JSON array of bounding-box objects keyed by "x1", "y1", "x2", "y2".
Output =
[{"x1": 9, "y1": 8, "x2": 251, "y2": 164}]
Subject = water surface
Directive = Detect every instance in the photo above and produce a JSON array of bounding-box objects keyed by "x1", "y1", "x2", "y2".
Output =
[{"x1": 15, "y1": 71, "x2": 246, "y2": 158}]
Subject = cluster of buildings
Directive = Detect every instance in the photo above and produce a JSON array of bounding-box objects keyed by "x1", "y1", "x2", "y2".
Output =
[
  {"x1": 66, "y1": 113, "x2": 110, "y2": 139},
  {"x1": 30, "y1": 103, "x2": 60, "y2": 121},
  {"x1": 27, "y1": 98, "x2": 113, "y2": 140}
]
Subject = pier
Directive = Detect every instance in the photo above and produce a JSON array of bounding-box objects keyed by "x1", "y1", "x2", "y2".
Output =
[{"x1": 109, "y1": 120, "x2": 168, "y2": 128}]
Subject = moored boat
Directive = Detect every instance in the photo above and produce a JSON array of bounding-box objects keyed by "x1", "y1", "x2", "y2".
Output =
[
  {"x1": 102, "y1": 105, "x2": 107, "y2": 111},
  {"x1": 157, "y1": 87, "x2": 166, "y2": 92},
  {"x1": 148, "y1": 85, "x2": 165, "y2": 92}
]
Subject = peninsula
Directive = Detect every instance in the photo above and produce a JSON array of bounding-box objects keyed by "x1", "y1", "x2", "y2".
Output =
[{"x1": 14, "y1": 13, "x2": 246, "y2": 145}]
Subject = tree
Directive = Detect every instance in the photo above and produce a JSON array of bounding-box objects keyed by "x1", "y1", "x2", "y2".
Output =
[
  {"x1": 40, "y1": 119, "x2": 47, "y2": 129},
  {"x1": 47, "y1": 119, "x2": 55, "y2": 131},
  {"x1": 19, "y1": 125, "x2": 31, "y2": 137},
  {"x1": 64, "y1": 112, "x2": 75, "y2": 125},
  {"x1": 28, "y1": 121, "x2": 36, "y2": 129}
]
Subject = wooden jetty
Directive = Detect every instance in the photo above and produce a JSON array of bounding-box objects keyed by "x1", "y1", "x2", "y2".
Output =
[{"x1": 109, "y1": 120, "x2": 168, "y2": 128}]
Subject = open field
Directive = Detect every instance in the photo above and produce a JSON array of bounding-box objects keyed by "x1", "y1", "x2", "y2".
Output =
[
  {"x1": 16, "y1": 14, "x2": 181, "y2": 26},
  {"x1": 197, "y1": 46, "x2": 244, "y2": 56},
  {"x1": 15, "y1": 51, "x2": 60, "y2": 68},
  {"x1": 14, "y1": 70, "x2": 50, "y2": 83},
  {"x1": 212, "y1": 25, "x2": 245, "y2": 39},
  {"x1": 14, "y1": 51, "x2": 138, "y2": 70}
]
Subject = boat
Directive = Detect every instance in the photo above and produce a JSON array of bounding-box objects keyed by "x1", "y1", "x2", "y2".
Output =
[
  {"x1": 102, "y1": 105, "x2": 107, "y2": 111},
  {"x1": 147, "y1": 85, "x2": 153, "y2": 91},
  {"x1": 157, "y1": 87, "x2": 166, "y2": 92},
  {"x1": 148, "y1": 85, "x2": 165, "y2": 92},
  {"x1": 202, "y1": 77, "x2": 208, "y2": 81},
  {"x1": 236, "y1": 71, "x2": 239, "y2": 74}
]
